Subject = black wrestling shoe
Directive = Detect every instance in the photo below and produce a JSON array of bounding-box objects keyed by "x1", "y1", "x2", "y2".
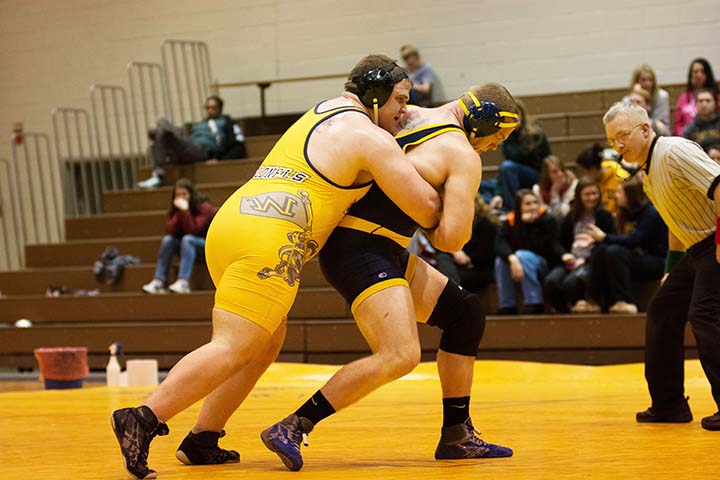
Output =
[
  {"x1": 176, "y1": 429, "x2": 240, "y2": 465},
  {"x1": 111, "y1": 406, "x2": 169, "y2": 479}
]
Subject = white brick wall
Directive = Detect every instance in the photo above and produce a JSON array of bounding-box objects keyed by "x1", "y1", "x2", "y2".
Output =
[{"x1": 0, "y1": 0, "x2": 718, "y2": 164}]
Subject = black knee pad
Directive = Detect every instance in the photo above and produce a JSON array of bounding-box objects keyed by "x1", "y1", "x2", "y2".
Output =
[{"x1": 427, "y1": 280, "x2": 486, "y2": 356}]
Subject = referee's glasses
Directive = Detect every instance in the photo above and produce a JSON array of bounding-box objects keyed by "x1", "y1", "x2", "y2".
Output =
[{"x1": 607, "y1": 123, "x2": 643, "y2": 149}]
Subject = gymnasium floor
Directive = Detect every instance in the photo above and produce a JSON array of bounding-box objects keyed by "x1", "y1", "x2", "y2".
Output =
[{"x1": 0, "y1": 360, "x2": 716, "y2": 479}]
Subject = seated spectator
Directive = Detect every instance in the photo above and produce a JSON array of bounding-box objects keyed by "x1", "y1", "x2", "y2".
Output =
[
  {"x1": 708, "y1": 143, "x2": 720, "y2": 164},
  {"x1": 627, "y1": 87, "x2": 671, "y2": 136},
  {"x1": 674, "y1": 58, "x2": 719, "y2": 136},
  {"x1": 490, "y1": 100, "x2": 551, "y2": 211},
  {"x1": 623, "y1": 64, "x2": 670, "y2": 127},
  {"x1": 400, "y1": 44, "x2": 436, "y2": 107},
  {"x1": 434, "y1": 194, "x2": 501, "y2": 293},
  {"x1": 142, "y1": 178, "x2": 216, "y2": 294},
  {"x1": 544, "y1": 177, "x2": 615, "y2": 313},
  {"x1": 572, "y1": 177, "x2": 667, "y2": 314},
  {"x1": 494, "y1": 189, "x2": 564, "y2": 315},
  {"x1": 138, "y1": 95, "x2": 247, "y2": 188},
  {"x1": 532, "y1": 155, "x2": 577, "y2": 220},
  {"x1": 575, "y1": 144, "x2": 630, "y2": 216},
  {"x1": 682, "y1": 88, "x2": 720, "y2": 151}
]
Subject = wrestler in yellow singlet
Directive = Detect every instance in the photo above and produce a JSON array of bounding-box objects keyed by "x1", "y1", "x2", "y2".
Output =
[{"x1": 205, "y1": 103, "x2": 372, "y2": 332}]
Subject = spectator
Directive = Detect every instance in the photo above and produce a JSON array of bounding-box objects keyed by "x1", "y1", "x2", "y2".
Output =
[
  {"x1": 682, "y1": 88, "x2": 720, "y2": 151},
  {"x1": 572, "y1": 176, "x2": 667, "y2": 314},
  {"x1": 532, "y1": 155, "x2": 578, "y2": 220},
  {"x1": 708, "y1": 143, "x2": 720, "y2": 163},
  {"x1": 494, "y1": 189, "x2": 564, "y2": 315},
  {"x1": 399, "y1": 44, "x2": 436, "y2": 107},
  {"x1": 434, "y1": 194, "x2": 501, "y2": 293},
  {"x1": 491, "y1": 100, "x2": 551, "y2": 211},
  {"x1": 627, "y1": 87, "x2": 671, "y2": 136},
  {"x1": 544, "y1": 177, "x2": 615, "y2": 313},
  {"x1": 138, "y1": 95, "x2": 247, "y2": 188},
  {"x1": 674, "y1": 58, "x2": 719, "y2": 136},
  {"x1": 142, "y1": 178, "x2": 216, "y2": 294},
  {"x1": 575, "y1": 143, "x2": 630, "y2": 216},
  {"x1": 623, "y1": 64, "x2": 671, "y2": 128}
]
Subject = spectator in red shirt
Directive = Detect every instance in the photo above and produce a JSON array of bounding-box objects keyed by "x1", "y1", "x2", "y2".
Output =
[{"x1": 142, "y1": 178, "x2": 216, "y2": 294}]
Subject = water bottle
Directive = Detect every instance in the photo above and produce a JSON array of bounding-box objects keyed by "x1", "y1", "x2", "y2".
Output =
[{"x1": 106, "y1": 342, "x2": 121, "y2": 387}]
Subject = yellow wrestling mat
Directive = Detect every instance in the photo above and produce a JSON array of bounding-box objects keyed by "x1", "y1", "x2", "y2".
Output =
[{"x1": 0, "y1": 360, "x2": 716, "y2": 479}]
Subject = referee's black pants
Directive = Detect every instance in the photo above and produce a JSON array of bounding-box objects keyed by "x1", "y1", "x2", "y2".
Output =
[{"x1": 645, "y1": 234, "x2": 720, "y2": 412}]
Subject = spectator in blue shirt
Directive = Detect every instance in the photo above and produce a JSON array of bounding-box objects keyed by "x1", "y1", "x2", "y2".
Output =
[{"x1": 400, "y1": 44, "x2": 436, "y2": 107}]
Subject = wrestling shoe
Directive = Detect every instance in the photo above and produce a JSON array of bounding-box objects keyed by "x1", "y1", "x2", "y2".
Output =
[
  {"x1": 434, "y1": 418, "x2": 513, "y2": 459},
  {"x1": 701, "y1": 412, "x2": 720, "y2": 431},
  {"x1": 176, "y1": 429, "x2": 240, "y2": 465},
  {"x1": 111, "y1": 405, "x2": 169, "y2": 479},
  {"x1": 260, "y1": 414, "x2": 314, "y2": 471},
  {"x1": 636, "y1": 398, "x2": 692, "y2": 423}
]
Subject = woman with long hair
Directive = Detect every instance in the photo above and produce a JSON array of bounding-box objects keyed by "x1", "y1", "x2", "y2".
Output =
[
  {"x1": 544, "y1": 177, "x2": 614, "y2": 312},
  {"x1": 572, "y1": 176, "x2": 667, "y2": 313},
  {"x1": 625, "y1": 64, "x2": 671, "y2": 128},
  {"x1": 494, "y1": 189, "x2": 564, "y2": 314},
  {"x1": 674, "y1": 57, "x2": 719, "y2": 136},
  {"x1": 533, "y1": 155, "x2": 577, "y2": 220},
  {"x1": 142, "y1": 178, "x2": 216, "y2": 294}
]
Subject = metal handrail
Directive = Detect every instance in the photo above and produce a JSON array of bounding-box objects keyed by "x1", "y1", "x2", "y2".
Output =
[
  {"x1": 0, "y1": 158, "x2": 22, "y2": 270},
  {"x1": 210, "y1": 73, "x2": 348, "y2": 118},
  {"x1": 161, "y1": 40, "x2": 212, "y2": 124},
  {"x1": 127, "y1": 61, "x2": 171, "y2": 162}
]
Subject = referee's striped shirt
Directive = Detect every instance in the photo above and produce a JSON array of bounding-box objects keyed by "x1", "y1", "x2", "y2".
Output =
[{"x1": 643, "y1": 136, "x2": 720, "y2": 249}]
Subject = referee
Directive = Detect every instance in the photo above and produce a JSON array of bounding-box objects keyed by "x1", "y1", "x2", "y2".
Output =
[{"x1": 603, "y1": 102, "x2": 720, "y2": 431}]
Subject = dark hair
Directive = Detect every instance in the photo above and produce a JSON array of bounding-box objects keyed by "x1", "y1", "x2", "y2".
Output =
[
  {"x1": 168, "y1": 178, "x2": 208, "y2": 217},
  {"x1": 570, "y1": 176, "x2": 602, "y2": 223},
  {"x1": 576, "y1": 143, "x2": 604, "y2": 170},
  {"x1": 344, "y1": 54, "x2": 410, "y2": 95},
  {"x1": 205, "y1": 95, "x2": 224, "y2": 112},
  {"x1": 695, "y1": 87, "x2": 718, "y2": 106},
  {"x1": 686, "y1": 58, "x2": 718, "y2": 96},
  {"x1": 616, "y1": 176, "x2": 647, "y2": 233},
  {"x1": 510, "y1": 189, "x2": 539, "y2": 245}
]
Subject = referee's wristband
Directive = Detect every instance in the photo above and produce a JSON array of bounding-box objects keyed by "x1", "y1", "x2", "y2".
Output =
[{"x1": 664, "y1": 250, "x2": 685, "y2": 274}]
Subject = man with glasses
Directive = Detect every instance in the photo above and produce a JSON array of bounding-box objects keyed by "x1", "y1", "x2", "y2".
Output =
[
  {"x1": 603, "y1": 101, "x2": 720, "y2": 431},
  {"x1": 138, "y1": 95, "x2": 247, "y2": 188}
]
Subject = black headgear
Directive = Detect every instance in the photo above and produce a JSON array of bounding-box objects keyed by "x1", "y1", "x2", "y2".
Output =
[
  {"x1": 458, "y1": 90, "x2": 519, "y2": 138},
  {"x1": 352, "y1": 62, "x2": 406, "y2": 109}
]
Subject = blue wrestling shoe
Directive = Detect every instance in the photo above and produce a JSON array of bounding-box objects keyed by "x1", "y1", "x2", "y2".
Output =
[
  {"x1": 260, "y1": 414, "x2": 315, "y2": 471},
  {"x1": 434, "y1": 418, "x2": 513, "y2": 459}
]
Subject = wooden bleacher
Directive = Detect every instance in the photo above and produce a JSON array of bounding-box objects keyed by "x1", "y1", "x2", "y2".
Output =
[{"x1": 0, "y1": 85, "x2": 697, "y2": 372}]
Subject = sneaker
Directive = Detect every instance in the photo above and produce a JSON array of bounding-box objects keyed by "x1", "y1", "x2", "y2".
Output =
[
  {"x1": 495, "y1": 306, "x2": 518, "y2": 315},
  {"x1": 434, "y1": 418, "x2": 513, "y2": 459},
  {"x1": 176, "y1": 430, "x2": 240, "y2": 465},
  {"x1": 636, "y1": 398, "x2": 692, "y2": 423},
  {"x1": 260, "y1": 414, "x2": 315, "y2": 471},
  {"x1": 142, "y1": 279, "x2": 168, "y2": 295},
  {"x1": 111, "y1": 406, "x2": 169, "y2": 479},
  {"x1": 701, "y1": 412, "x2": 720, "y2": 431},
  {"x1": 609, "y1": 301, "x2": 638, "y2": 314},
  {"x1": 522, "y1": 303, "x2": 545, "y2": 314},
  {"x1": 168, "y1": 279, "x2": 191, "y2": 294},
  {"x1": 137, "y1": 175, "x2": 163, "y2": 189}
]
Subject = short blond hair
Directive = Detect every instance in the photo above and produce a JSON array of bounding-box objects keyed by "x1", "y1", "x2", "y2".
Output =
[{"x1": 400, "y1": 44, "x2": 419, "y2": 58}]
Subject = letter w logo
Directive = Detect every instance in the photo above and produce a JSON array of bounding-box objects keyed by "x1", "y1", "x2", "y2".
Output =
[{"x1": 249, "y1": 196, "x2": 298, "y2": 217}]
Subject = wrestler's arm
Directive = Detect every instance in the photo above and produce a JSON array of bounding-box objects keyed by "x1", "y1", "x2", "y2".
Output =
[
  {"x1": 361, "y1": 128, "x2": 441, "y2": 229},
  {"x1": 426, "y1": 142, "x2": 482, "y2": 252}
]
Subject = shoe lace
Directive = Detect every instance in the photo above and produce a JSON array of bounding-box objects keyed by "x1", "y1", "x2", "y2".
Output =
[{"x1": 139, "y1": 422, "x2": 169, "y2": 466}]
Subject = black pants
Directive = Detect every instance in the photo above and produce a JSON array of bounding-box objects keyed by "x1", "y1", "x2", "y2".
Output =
[
  {"x1": 544, "y1": 263, "x2": 589, "y2": 312},
  {"x1": 587, "y1": 244, "x2": 664, "y2": 309},
  {"x1": 645, "y1": 234, "x2": 720, "y2": 411},
  {"x1": 149, "y1": 118, "x2": 207, "y2": 175}
]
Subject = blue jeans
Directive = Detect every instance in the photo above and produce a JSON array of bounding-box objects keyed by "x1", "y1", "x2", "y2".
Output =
[
  {"x1": 496, "y1": 160, "x2": 540, "y2": 211},
  {"x1": 154, "y1": 234, "x2": 205, "y2": 281},
  {"x1": 495, "y1": 250, "x2": 548, "y2": 308}
]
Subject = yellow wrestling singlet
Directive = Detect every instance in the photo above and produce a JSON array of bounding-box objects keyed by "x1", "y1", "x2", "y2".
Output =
[{"x1": 205, "y1": 103, "x2": 372, "y2": 332}]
